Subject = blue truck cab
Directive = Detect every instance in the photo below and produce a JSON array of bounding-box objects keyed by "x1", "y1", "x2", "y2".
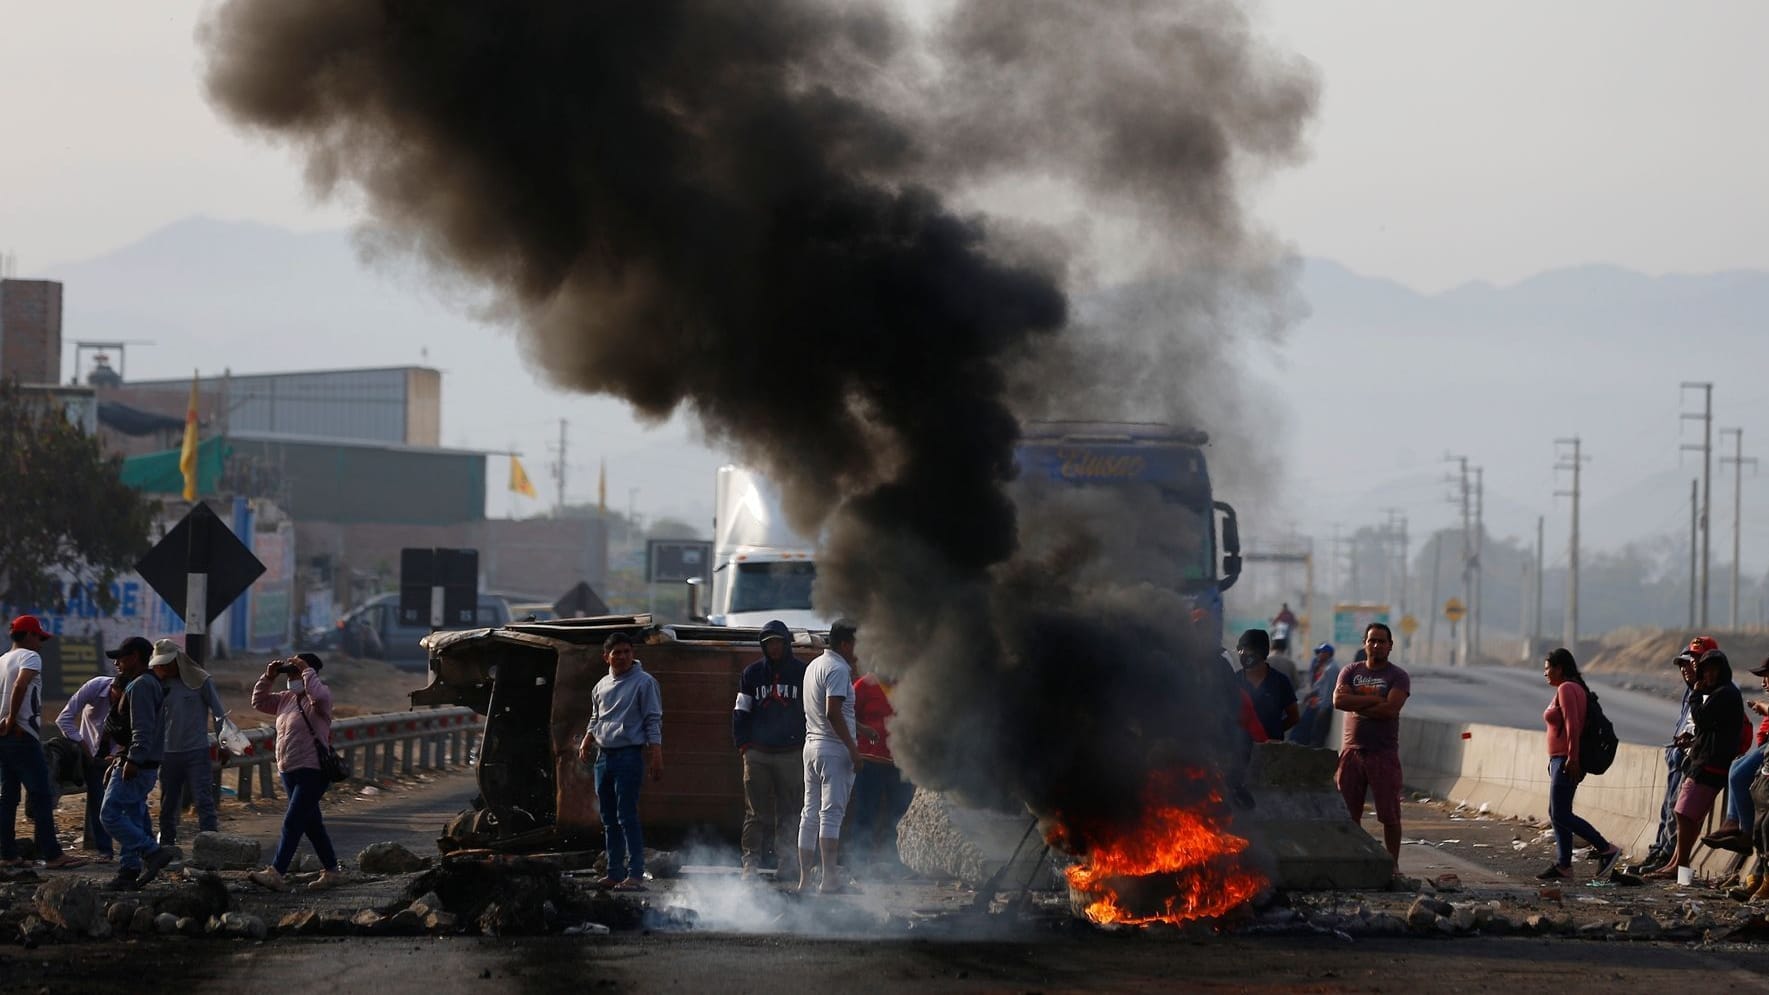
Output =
[{"x1": 1013, "y1": 421, "x2": 1242, "y2": 647}]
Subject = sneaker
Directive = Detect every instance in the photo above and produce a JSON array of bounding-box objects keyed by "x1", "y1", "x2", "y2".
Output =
[
  {"x1": 1594, "y1": 847, "x2": 1623, "y2": 878},
  {"x1": 1535, "y1": 864, "x2": 1569, "y2": 880},
  {"x1": 249, "y1": 867, "x2": 289, "y2": 892},
  {"x1": 307, "y1": 870, "x2": 346, "y2": 891},
  {"x1": 105, "y1": 868, "x2": 142, "y2": 892},
  {"x1": 136, "y1": 846, "x2": 180, "y2": 887}
]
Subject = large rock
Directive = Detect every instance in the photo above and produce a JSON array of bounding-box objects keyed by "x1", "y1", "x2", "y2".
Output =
[
  {"x1": 358, "y1": 842, "x2": 430, "y2": 875},
  {"x1": 896, "y1": 789, "x2": 1040, "y2": 886},
  {"x1": 34, "y1": 878, "x2": 103, "y2": 937},
  {"x1": 191, "y1": 832, "x2": 262, "y2": 871}
]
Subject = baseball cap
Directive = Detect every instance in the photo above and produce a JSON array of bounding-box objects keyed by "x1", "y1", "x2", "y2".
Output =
[
  {"x1": 1314, "y1": 642, "x2": 1335, "y2": 656},
  {"x1": 1690, "y1": 635, "x2": 1720, "y2": 655},
  {"x1": 9, "y1": 615, "x2": 52, "y2": 640},
  {"x1": 1750, "y1": 658, "x2": 1769, "y2": 677},
  {"x1": 1673, "y1": 651, "x2": 1697, "y2": 667},
  {"x1": 105, "y1": 635, "x2": 154, "y2": 661}
]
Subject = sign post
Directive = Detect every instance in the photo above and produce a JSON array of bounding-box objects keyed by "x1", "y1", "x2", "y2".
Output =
[{"x1": 137, "y1": 503, "x2": 266, "y2": 662}]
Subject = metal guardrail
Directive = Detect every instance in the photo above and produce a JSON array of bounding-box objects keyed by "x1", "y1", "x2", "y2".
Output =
[{"x1": 227, "y1": 707, "x2": 481, "y2": 803}]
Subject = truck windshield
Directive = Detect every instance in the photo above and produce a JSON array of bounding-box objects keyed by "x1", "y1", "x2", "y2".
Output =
[{"x1": 730, "y1": 561, "x2": 817, "y2": 614}]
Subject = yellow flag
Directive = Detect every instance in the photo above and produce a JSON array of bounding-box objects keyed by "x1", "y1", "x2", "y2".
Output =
[
  {"x1": 179, "y1": 372, "x2": 200, "y2": 501},
  {"x1": 509, "y1": 455, "x2": 538, "y2": 498}
]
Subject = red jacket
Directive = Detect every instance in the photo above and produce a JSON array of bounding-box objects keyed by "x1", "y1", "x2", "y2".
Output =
[{"x1": 853, "y1": 673, "x2": 896, "y2": 763}]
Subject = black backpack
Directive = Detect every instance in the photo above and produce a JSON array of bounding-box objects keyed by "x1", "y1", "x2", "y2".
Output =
[{"x1": 1580, "y1": 689, "x2": 1620, "y2": 775}]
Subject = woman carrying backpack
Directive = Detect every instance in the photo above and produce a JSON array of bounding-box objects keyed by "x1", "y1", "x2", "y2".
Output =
[{"x1": 1537, "y1": 648, "x2": 1624, "y2": 881}]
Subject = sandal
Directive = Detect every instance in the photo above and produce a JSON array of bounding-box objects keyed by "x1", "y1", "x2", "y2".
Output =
[{"x1": 43, "y1": 855, "x2": 90, "y2": 870}]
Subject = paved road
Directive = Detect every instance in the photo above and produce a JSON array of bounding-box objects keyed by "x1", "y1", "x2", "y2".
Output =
[{"x1": 1399, "y1": 664, "x2": 1686, "y2": 747}]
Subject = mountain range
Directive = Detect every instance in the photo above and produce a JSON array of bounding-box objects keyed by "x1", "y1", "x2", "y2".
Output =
[{"x1": 38, "y1": 216, "x2": 1769, "y2": 579}]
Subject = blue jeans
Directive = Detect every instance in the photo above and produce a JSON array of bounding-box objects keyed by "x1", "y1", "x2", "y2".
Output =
[
  {"x1": 101, "y1": 764, "x2": 161, "y2": 870},
  {"x1": 0, "y1": 735, "x2": 63, "y2": 861},
  {"x1": 1726, "y1": 742, "x2": 1767, "y2": 827},
  {"x1": 81, "y1": 750, "x2": 113, "y2": 857},
  {"x1": 595, "y1": 746, "x2": 645, "y2": 880},
  {"x1": 273, "y1": 768, "x2": 338, "y2": 874},
  {"x1": 158, "y1": 748, "x2": 219, "y2": 844},
  {"x1": 1549, "y1": 756, "x2": 1611, "y2": 868}
]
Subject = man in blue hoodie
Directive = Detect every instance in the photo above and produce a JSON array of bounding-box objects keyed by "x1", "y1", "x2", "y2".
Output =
[{"x1": 732, "y1": 619, "x2": 806, "y2": 879}]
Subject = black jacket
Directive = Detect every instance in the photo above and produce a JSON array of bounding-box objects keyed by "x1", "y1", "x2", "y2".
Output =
[
  {"x1": 731, "y1": 620, "x2": 807, "y2": 751},
  {"x1": 1687, "y1": 654, "x2": 1745, "y2": 787}
]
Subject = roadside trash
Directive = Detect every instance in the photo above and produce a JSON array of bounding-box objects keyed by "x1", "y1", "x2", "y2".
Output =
[{"x1": 563, "y1": 922, "x2": 611, "y2": 936}]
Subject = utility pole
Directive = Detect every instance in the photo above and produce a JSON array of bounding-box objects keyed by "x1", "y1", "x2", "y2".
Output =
[
  {"x1": 1473, "y1": 467, "x2": 1484, "y2": 662},
  {"x1": 1533, "y1": 515, "x2": 1545, "y2": 656},
  {"x1": 1554, "y1": 438, "x2": 1585, "y2": 649},
  {"x1": 1445, "y1": 454, "x2": 1473, "y2": 666},
  {"x1": 1721, "y1": 427, "x2": 1757, "y2": 630},
  {"x1": 551, "y1": 418, "x2": 569, "y2": 517},
  {"x1": 1680, "y1": 382, "x2": 1714, "y2": 627},
  {"x1": 1689, "y1": 478, "x2": 1699, "y2": 628},
  {"x1": 1425, "y1": 530, "x2": 1441, "y2": 661}
]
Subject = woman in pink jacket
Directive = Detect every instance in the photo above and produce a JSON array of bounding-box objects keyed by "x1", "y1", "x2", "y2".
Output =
[
  {"x1": 247, "y1": 653, "x2": 343, "y2": 891},
  {"x1": 1538, "y1": 648, "x2": 1623, "y2": 881}
]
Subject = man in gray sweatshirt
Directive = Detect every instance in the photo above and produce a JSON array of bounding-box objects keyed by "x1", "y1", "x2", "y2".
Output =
[
  {"x1": 99, "y1": 638, "x2": 182, "y2": 890},
  {"x1": 150, "y1": 644, "x2": 226, "y2": 845},
  {"x1": 576, "y1": 632, "x2": 663, "y2": 891}
]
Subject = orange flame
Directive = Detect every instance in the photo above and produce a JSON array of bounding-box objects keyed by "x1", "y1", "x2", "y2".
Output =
[{"x1": 1054, "y1": 770, "x2": 1265, "y2": 926}]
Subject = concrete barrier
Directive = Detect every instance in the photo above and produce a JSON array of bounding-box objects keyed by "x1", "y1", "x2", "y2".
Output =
[{"x1": 1396, "y1": 714, "x2": 1737, "y2": 875}]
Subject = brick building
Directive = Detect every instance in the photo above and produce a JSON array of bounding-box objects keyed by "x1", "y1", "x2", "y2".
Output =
[{"x1": 0, "y1": 278, "x2": 64, "y2": 384}]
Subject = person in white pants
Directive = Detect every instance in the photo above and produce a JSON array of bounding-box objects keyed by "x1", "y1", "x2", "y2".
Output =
[{"x1": 795, "y1": 618, "x2": 862, "y2": 895}]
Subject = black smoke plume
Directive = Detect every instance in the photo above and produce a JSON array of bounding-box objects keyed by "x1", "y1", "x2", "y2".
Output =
[{"x1": 204, "y1": 1, "x2": 1314, "y2": 842}]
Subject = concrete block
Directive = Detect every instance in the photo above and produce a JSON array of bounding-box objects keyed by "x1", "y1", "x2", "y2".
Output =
[{"x1": 191, "y1": 832, "x2": 262, "y2": 871}]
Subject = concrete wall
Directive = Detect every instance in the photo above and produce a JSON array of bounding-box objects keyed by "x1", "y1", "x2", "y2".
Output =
[{"x1": 1396, "y1": 714, "x2": 1736, "y2": 873}]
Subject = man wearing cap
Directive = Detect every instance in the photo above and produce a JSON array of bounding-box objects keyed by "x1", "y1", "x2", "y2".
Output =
[
  {"x1": 151, "y1": 642, "x2": 227, "y2": 846},
  {"x1": 1290, "y1": 642, "x2": 1340, "y2": 748},
  {"x1": 0, "y1": 615, "x2": 87, "y2": 868},
  {"x1": 99, "y1": 637, "x2": 181, "y2": 889},
  {"x1": 54, "y1": 635, "x2": 154, "y2": 860},
  {"x1": 1638, "y1": 640, "x2": 1708, "y2": 874},
  {"x1": 795, "y1": 618, "x2": 862, "y2": 895},
  {"x1": 732, "y1": 619, "x2": 806, "y2": 879}
]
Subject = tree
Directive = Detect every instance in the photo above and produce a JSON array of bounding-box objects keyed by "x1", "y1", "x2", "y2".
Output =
[{"x1": 0, "y1": 380, "x2": 156, "y2": 612}]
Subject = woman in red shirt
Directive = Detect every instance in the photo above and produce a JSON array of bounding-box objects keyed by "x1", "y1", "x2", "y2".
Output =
[
  {"x1": 1538, "y1": 648, "x2": 1622, "y2": 881},
  {"x1": 850, "y1": 670, "x2": 914, "y2": 863}
]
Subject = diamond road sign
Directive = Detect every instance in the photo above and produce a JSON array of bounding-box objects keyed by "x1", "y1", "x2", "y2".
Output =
[{"x1": 136, "y1": 502, "x2": 266, "y2": 628}]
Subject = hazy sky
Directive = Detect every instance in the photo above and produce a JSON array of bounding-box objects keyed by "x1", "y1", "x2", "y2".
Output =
[
  {"x1": 4, "y1": 1, "x2": 1768, "y2": 552},
  {"x1": 6, "y1": 2, "x2": 1769, "y2": 290}
]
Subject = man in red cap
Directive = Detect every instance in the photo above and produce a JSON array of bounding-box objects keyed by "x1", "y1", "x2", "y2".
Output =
[
  {"x1": 1637, "y1": 637, "x2": 1712, "y2": 873},
  {"x1": 0, "y1": 615, "x2": 87, "y2": 868}
]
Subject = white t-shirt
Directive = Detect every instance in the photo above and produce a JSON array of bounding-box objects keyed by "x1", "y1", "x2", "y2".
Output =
[
  {"x1": 803, "y1": 648, "x2": 856, "y2": 751},
  {"x1": 0, "y1": 647, "x2": 45, "y2": 740}
]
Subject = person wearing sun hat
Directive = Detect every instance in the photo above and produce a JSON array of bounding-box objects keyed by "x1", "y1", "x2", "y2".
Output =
[
  {"x1": 0, "y1": 614, "x2": 88, "y2": 869},
  {"x1": 147, "y1": 640, "x2": 227, "y2": 846}
]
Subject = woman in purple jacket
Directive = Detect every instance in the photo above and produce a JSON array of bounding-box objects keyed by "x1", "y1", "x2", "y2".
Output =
[{"x1": 247, "y1": 653, "x2": 344, "y2": 891}]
